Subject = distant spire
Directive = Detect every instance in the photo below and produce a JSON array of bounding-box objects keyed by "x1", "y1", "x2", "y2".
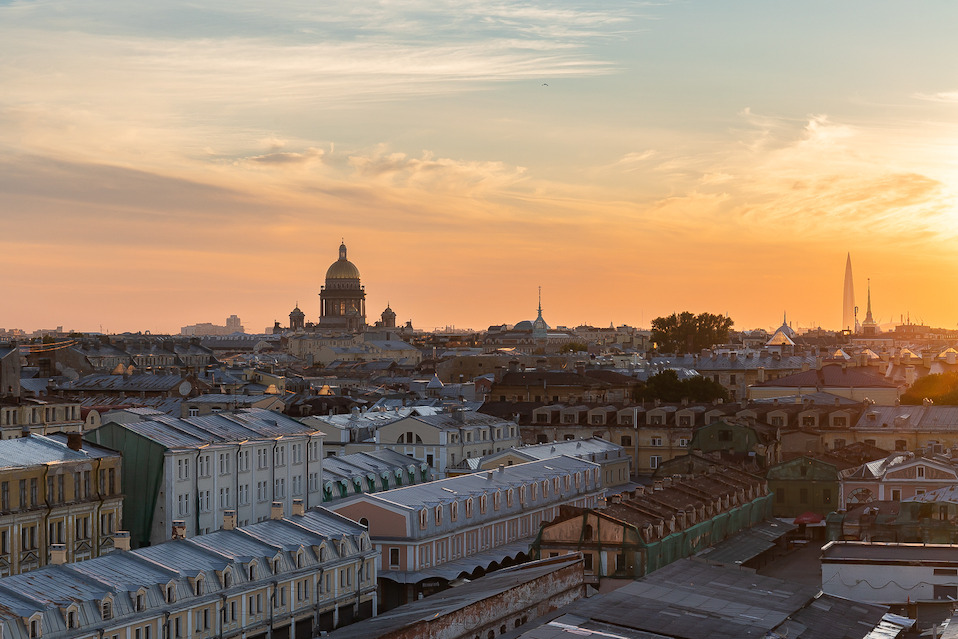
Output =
[
  {"x1": 537, "y1": 286, "x2": 542, "y2": 317},
  {"x1": 842, "y1": 253, "x2": 856, "y2": 332}
]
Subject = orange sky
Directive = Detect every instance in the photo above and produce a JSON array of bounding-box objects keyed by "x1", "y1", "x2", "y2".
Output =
[{"x1": 2, "y1": 1, "x2": 957, "y2": 334}]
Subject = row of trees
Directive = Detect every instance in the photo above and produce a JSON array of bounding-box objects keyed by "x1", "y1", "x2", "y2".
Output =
[
  {"x1": 634, "y1": 369, "x2": 729, "y2": 403},
  {"x1": 901, "y1": 373, "x2": 958, "y2": 405},
  {"x1": 650, "y1": 311, "x2": 733, "y2": 354}
]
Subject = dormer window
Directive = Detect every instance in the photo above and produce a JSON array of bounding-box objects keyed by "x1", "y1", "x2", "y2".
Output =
[
  {"x1": 166, "y1": 583, "x2": 176, "y2": 604},
  {"x1": 479, "y1": 495, "x2": 487, "y2": 514},
  {"x1": 248, "y1": 562, "x2": 257, "y2": 581},
  {"x1": 222, "y1": 569, "x2": 233, "y2": 589},
  {"x1": 531, "y1": 483, "x2": 538, "y2": 500},
  {"x1": 296, "y1": 550, "x2": 305, "y2": 569},
  {"x1": 135, "y1": 590, "x2": 146, "y2": 612},
  {"x1": 465, "y1": 498, "x2": 473, "y2": 518},
  {"x1": 450, "y1": 501, "x2": 459, "y2": 521},
  {"x1": 192, "y1": 574, "x2": 204, "y2": 596},
  {"x1": 419, "y1": 508, "x2": 428, "y2": 529},
  {"x1": 434, "y1": 505, "x2": 442, "y2": 526},
  {"x1": 101, "y1": 598, "x2": 113, "y2": 620},
  {"x1": 66, "y1": 608, "x2": 78, "y2": 629},
  {"x1": 29, "y1": 616, "x2": 42, "y2": 638},
  {"x1": 493, "y1": 491, "x2": 501, "y2": 511}
]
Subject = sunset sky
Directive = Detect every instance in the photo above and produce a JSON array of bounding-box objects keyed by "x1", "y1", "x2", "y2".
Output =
[{"x1": 3, "y1": 0, "x2": 957, "y2": 334}]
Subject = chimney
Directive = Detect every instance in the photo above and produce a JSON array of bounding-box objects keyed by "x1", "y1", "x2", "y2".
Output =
[
  {"x1": 801, "y1": 362, "x2": 809, "y2": 372},
  {"x1": 633, "y1": 486, "x2": 645, "y2": 498},
  {"x1": 487, "y1": 470, "x2": 494, "y2": 480},
  {"x1": 113, "y1": 531, "x2": 131, "y2": 551},
  {"x1": 610, "y1": 494, "x2": 622, "y2": 504},
  {"x1": 67, "y1": 432, "x2": 83, "y2": 451},
  {"x1": 663, "y1": 476, "x2": 673, "y2": 487},
  {"x1": 21, "y1": 424, "x2": 30, "y2": 438},
  {"x1": 498, "y1": 464, "x2": 506, "y2": 474},
  {"x1": 171, "y1": 520, "x2": 186, "y2": 540},
  {"x1": 223, "y1": 510, "x2": 237, "y2": 530},
  {"x1": 757, "y1": 367, "x2": 766, "y2": 383},
  {"x1": 49, "y1": 544, "x2": 67, "y2": 565},
  {"x1": 292, "y1": 499, "x2": 305, "y2": 517},
  {"x1": 653, "y1": 480, "x2": 663, "y2": 491},
  {"x1": 271, "y1": 501, "x2": 284, "y2": 520}
]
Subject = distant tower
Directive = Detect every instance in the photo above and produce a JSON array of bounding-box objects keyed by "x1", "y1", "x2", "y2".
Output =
[
  {"x1": 862, "y1": 279, "x2": 879, "y2": 336},
  {"x1": 289, "y1": 303, "x2": 305, "y2": 331},
  {"x1": 842, "y1": 253, "x2": 856, "y2": 332},
  {"x1": 381, "y1": 303, "x2": 397, "y2": 329}
]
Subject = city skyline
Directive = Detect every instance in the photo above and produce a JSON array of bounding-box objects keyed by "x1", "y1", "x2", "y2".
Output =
[{"x1": 3, "y1": 1, "x2": 957, "y2": 334}]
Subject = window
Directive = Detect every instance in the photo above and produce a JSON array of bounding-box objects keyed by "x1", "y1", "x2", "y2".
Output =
[
  {"x1": 219, "y1": 453, "x2": 230, "y2": 475},
  {"x1": 177, "y1": 459, "x2": 190, "y2": 480},
  {"x1": 650, "y1": 437, "x2": 662, "y2": 447},
  {"x1": 389, "y1": 548, "x2": 400, "y2": 568},
  {"x1": 918, "y1": 466, "x2": 926, "y2": 478},
  {"x1": 833, "y1": 417, "x2": 847, "y2": 427},
  {"x1": 718, "y1": 429, "x2": 733, "y2": 442},
  {"x1": 892, "y1": 489, "x2": 901, "y2": 501},
  {"x1": 101, "y1": 599, "x2": 113, "y2": 620},
  {"x1": 198, "y1": 455, "x2": 210, "y2": 477},
  {"x1": 649, "y1": 455, "x2": 661, "y2": 469},
  {"x1": 895, "y1": 440, "x2": 907, "y2": 451},
  {"x1": 465, "y1": 498, "x2": 473, "y2": 518},
  {"x1": 621, "y1": 435, "x2": 632, "y2": 447},
  {"x1": 799, "y1": 488, "x2": 809, "y2": 504}
]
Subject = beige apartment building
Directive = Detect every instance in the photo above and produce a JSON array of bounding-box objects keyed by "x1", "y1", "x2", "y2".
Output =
[{"x1": 0, "y1": 432, "x2": 122, "y2": 576}]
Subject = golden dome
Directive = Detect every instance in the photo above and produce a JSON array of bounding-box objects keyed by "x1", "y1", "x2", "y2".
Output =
[{"x1": 325, "y1": 242, "x2": 361, "y2": 280}]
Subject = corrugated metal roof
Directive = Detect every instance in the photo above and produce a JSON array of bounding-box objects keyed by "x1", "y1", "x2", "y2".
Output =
[
  {"x1": 105, "y1": 408, "x2": 318, "y2": 449},
  {"x1": 0, "y1": 434, "x2": 116, "y2": 469}
]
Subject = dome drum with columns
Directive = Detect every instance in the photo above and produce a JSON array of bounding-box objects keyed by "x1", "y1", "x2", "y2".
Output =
[{"x1": 319, "y1": 242, "x2": 367, "y2": 333}]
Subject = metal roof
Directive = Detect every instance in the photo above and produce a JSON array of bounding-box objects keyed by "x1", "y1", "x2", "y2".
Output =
[
  {"x1": 561, "y1": 558, "x2": 889, "y2": 639},
  {"x1": 338, "y1": 456, "x2": 600, "y2": 512},
  {"x1": 103, "y1": 408, "x2": 318, "y2": 450},
  {"x1": 696, "y1": 519, "x2": 796, "y2": 566},
  {"x1": 0, "y1": 434, "x2": 118, "y2": 469}
]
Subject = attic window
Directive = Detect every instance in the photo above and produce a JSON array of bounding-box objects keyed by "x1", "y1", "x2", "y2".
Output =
[
  {"x1": 166, "y1": 584, "x2": 175, "y2": 603},
  {"x1": 101, "y1": 599, "x2": 113, "y2": 620}
]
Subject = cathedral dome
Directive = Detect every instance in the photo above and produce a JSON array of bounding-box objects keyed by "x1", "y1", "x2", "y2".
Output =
[{"x1": 325, "y1": 242, "x2": 361, "y2": 281}]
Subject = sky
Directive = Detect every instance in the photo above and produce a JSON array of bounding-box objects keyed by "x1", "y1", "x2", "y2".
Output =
[{"x1": 2, "y1": 0, "x2": 958, "y2": 334}]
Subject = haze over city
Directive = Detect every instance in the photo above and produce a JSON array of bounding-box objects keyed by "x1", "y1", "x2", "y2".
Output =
[{"x1": 3, "y1": 0, "x2": 958, "y2": 334}]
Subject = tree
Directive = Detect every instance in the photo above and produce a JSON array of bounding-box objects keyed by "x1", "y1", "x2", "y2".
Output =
[
  {"x1": 901, "y1": 373, "x2": 958, "y2": 405},
  {"x1": 650, "y1": 311, "x2": 733, "y2": 354},
  {"x1": 634, "y1": 369, "x2": 729, "y2": 403},
  {"x1": 560, "y1": 342, "x2": 588, "y2": 353}
]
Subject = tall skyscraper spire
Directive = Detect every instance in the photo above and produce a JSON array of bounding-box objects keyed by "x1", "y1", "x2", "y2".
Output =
[{"x1": 842, "y1": 253, "x2": 856, "y2": 332}]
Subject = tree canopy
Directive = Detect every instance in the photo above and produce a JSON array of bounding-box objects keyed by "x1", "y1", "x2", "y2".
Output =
[
  {"x1": 634, "y1": 369, "x2": 729, "y2": 403},
  {"x1": 901, "y1": 372, "x2": 958, "y2": 405},
  {"x1": 650, "y1": 311, "x2": 733, "y2": 354}
]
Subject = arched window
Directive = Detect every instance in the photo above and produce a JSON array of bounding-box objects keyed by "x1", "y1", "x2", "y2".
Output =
[
  {"x1": 583, "y1": 524, "x2": 594, "y2": 541},
  {"x1": 359, "y1": 517, "x2": 369, "y2": 529}
]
